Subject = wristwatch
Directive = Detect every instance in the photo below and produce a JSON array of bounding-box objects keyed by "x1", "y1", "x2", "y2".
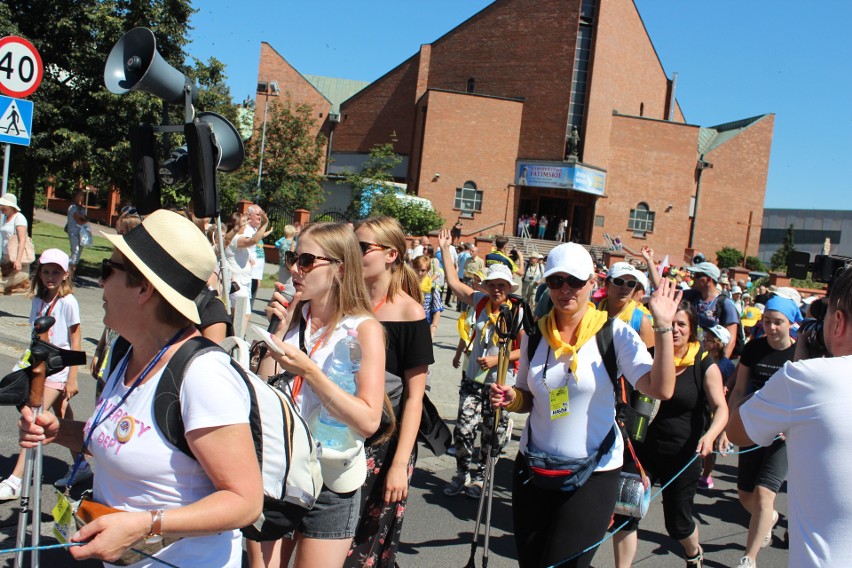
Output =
[{"x1": 144, "y1": 510, "x2": 164, "y2": 544}]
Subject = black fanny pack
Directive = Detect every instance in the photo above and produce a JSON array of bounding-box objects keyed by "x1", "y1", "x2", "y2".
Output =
[{"x1": 519, "y1": 425, "x2": 617, "y2": 492}]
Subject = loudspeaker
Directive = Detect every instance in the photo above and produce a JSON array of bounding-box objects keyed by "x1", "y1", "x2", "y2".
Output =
[
  {"x1": 129, "y1": 123, "x2": 161, "y2": 215},
  {"x1": 185, "y1": 121, "x2": 219, "y2": 218},
  {"x1": 104, "y1": 27, "x2": 196, "y2": 105},
  {"x1": 158, "y1": 112, "x2": 245, "y2": 187},
  {"x1": 197, "y1": 112, "x2": 245, "y2": 172}
]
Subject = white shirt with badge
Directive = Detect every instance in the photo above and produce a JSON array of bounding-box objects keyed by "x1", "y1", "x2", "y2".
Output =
[
  {"x1": 84, "y1": 349, "x2": 250, "y2": 568},
  {"x1": 515, "y1": 318, "x2": 652, "y2": 471}
]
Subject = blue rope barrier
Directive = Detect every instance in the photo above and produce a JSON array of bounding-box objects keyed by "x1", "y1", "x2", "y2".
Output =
[
  {"x1": 546, "y1": 438, "x2": 782, "y2": 568},
  {"x1": 0, "y1": 542, "x2": 181, "y2": 568}
]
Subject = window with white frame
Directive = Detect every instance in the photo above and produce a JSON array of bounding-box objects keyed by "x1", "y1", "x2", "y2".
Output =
[
  {"x1": 454, "y1": 182, "x2": 482, "y2": 218},
  {"x1": 628, "y1": 202, "x2": 655, "y2": 237}
]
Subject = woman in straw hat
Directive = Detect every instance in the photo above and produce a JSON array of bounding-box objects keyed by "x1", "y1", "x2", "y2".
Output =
[
  {"x1": 0, "y1": 193, "x2": 31, "y2": 294},
  {"x1": 255, "y1": 222, "x2": 386, "y2": 568},
  {"x1": 490, "y1": 242, "x2": 681, "y2": 568},
  {"x1": 19, "y1": 210, "x2": 262, "y2": 566}
]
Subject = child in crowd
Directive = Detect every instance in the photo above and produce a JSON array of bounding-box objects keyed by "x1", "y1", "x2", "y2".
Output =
[
  {"x1": 413, "y1": 255, "x2": 444, "y2": 337},
  {"x1": 0, "y1": 249, "x2": 85, "y2": 500}
]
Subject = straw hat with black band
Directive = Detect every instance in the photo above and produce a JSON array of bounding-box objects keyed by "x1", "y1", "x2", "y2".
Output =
[{"x1": 103, "y1": 210, "x2": 215, "y2": 324}]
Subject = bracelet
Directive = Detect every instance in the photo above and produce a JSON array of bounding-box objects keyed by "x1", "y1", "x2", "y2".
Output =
[
  {"x1": 653, "y1": 326, "x2": 673, "y2": 333},
  {"x1": 504, "y1": 387, "x2": 525, "y2": 412}
]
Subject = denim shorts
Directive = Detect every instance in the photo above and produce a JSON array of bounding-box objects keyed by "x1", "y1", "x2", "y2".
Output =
[{"x1": 293, "y1": 485, "x2": 360, "y2": 539}]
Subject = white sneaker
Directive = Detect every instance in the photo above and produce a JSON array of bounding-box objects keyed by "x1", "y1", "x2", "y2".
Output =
[
  {"x1": 54, "y1": 463, "x2": 93, "y2": 489},
  {"x1": 443, "y1": 472, "x2": 470, "y2": 496},
  {"x1": 736, "y1": 557, "x2": 755, "y2": 568},
  {"x1": 0, "y1": 479, "x2": 20, "y2": 501}
]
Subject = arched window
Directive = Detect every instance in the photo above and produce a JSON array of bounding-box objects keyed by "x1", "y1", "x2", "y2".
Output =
[
  {"x1": 466, "y1": 78, "x2": 475, "y2": 93},
  {"x1": 628, "y1": 202, "x2": 655, "y2": 237},
  {"x1": 455, "y1": 181, "x2": 482, "y2": 218}
]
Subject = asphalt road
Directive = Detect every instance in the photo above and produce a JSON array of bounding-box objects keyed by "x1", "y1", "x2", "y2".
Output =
[{"x1": 0, "y1": 280, "x2": 791, "y2": 567}]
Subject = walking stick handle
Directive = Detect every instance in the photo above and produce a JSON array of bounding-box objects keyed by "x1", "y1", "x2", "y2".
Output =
[{"x1": 27, "y1": 329, "x2": 51, "y2": 409}]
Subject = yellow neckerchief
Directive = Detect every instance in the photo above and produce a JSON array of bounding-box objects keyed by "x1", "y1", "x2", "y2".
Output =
[
  {"x1": 538, "y1": 303, "x2": 608, "y2": 375},
  {"x1": 419, "y1": 275, "x2": 433, "y2": 293},
  {"x1": 673, "y1": 341, "x2": 702, "y2": 367},
  {"x1": 599, "y1": 297, "x2": 638, "y2": 325},
  {"x1": 484, "y1": 299, "x2": 511, "y2": 345}
]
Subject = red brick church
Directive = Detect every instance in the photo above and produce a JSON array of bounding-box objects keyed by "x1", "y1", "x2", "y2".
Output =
[{"x1": 254, "y1": 0, "x2": 774, "y2": 263}]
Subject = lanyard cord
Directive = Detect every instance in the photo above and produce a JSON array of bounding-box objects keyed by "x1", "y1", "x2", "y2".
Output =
[
  {"x1": 66, "y1": 327, "x2": 187, "y2": 491},
  {"x1": 40, "y1": 294, "x2": 59, "y2": 318}
]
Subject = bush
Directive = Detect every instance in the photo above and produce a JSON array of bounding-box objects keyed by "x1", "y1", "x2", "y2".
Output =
[{"x1": 715, "y1": 247, "x2": 743, "y2": 269}]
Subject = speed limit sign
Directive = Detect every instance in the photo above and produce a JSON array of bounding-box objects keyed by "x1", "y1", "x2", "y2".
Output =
[{"x1": 0, "y1": 36, "x2": 43, "y2": 98}]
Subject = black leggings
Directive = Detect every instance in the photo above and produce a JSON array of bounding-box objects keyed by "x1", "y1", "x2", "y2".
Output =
[{"x1": 512, "y1": 455, "x2": 620, "y2": 568}]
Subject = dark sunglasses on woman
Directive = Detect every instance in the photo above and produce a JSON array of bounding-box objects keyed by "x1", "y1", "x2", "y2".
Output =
[
  {"x1": 611, "y1": 277, "x2": 638, "y2": 289},
  {"x1": 359, "y1": 241, "x2": 389, "y2": 255},
  {"x1": 100, "y1": 258, "x2": 127, "y2": 281},
  {"x1": 545, "y1": 274, "x2": 588, "y2": 290},
  {"x1": 284, "y1": 251, "x2": 340, "y2": 273}
]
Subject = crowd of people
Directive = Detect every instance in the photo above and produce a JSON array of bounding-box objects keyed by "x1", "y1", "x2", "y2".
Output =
[{"x1": 4, "y1": 206, "x2": 851, "y2": 568}]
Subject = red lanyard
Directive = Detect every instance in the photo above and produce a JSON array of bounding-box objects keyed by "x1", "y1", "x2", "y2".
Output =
[
  {"x1": 290, "y1": 308, "x2": 333, "y2": 401},
  {"x1": 40, "y1": 295, "x2": 59, "y2": 317}
]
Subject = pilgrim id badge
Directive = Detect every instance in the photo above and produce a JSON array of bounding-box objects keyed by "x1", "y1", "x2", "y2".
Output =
[
  {"x1": 549, "y1": 386, "x2": 569, "y2": 420},
  {"x1": 52, "y1": 491, "x2": 74, "y2": 544}
]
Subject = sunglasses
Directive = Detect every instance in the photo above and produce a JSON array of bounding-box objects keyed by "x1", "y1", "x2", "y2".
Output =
[
  {"x1": 101, "y1": 259, "x2": 127, "y2": 281},
  {"x1": 545, "y1": 274, "x2": 588, "y2": 290},
  {"x1": 120, "y1": 206, "x2": 138, "y2": 216},
  {"x1": 611, "y1": 277, "x2": 638, "y2": 289},
  {"x1": 284, "y1": 251, "x2": 340, "y2": 273},
  {"x1": 359, "y1": 241, "x2": 389, "y2": 256}
]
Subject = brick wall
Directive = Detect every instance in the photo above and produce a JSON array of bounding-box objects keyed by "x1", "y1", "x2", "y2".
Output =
[
  {"x1": 599, "y1": 114, "x2": 700, "y2": 260},
  {"x1": 583, "y1": 0, "x2": 686, "y2": 168},
  {"x1": 697, "y1": 115, "x2": 775, "y2": 263},
  {"x1": 414, "y1": 90, "x2": 523, "y2": 237}
]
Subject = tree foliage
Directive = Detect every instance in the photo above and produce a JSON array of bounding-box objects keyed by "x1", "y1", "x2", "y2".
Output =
[
  {"x1": 0, "y1": 1, "x2": 245, "y2": 222},
  {"x1": 715, "y1": 247, "x2": 744, "y2": 269},
  {"x1": 340, "y1": 142, "x2": 402, "y2": 219},
  {"x1": 238, "y1": 99, "x2": 327, "y2": 212},
  {"x1": 745, "y1": 255, "x2": 767, "y2": 272},
  {"x1": 770, "y1": 224, "x2": 797, "y2": 271}
]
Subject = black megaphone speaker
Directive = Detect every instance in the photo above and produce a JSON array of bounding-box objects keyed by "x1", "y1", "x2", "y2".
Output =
[
  {"x1": 104, "y1": 27, "x2": 196, "y2": 105},
  {"x1": 198, "y1": 112, "x2": 245, "y2": 172}
]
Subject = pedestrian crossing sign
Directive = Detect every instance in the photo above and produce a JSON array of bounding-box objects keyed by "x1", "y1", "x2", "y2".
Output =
[{"x1": 0, "y1": 95, "x2": 34, "y2": 147}]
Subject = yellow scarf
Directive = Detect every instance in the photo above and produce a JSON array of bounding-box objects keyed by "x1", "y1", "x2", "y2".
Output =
[
  {"x1": 674, "y1": 341, "x2": 702, "y2": 367},
  {"x1": 485, "y1": 300, "x2": 512, "y2": 345},
  {"x1": 538, "y1": 303, "x2": 609, "y2": 375},
  {"x1": 420, "y1": 275, "x2": 433, "y2": 293},
  {"x1": 599, "y1": 298, "x2": 639, "y2": 324}
]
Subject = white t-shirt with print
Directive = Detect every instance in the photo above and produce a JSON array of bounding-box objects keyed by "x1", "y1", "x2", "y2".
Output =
[
  {"x1": 225, "y1": 233, "x2": 252, "y2": 287},
  {"x1": 244, "y1": 225, "x2": 266, "y2": 280},
  {"x1": 282, "y1": 306, "x2": 370, "y2": 424},
  {"x1": 29, "y1": 294, "x2": 80, "y2": 383},
  {"x1": 516, "y1": 318, "x2": 653, "y2": 472},
  {"x1": 86, "y1": 349, "x2": 250, "y2": 568},
  {"x1": 741, "y1": 356, "x2": 852, "y2": 568}
]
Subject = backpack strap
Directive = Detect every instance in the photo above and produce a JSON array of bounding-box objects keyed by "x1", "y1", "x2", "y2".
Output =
[
  {"x1": 595, "y1": 318, "x2": 618, "y2": 391},
  {"x1": 106, "y1": 336, "x2": 132, "y2": 379}
]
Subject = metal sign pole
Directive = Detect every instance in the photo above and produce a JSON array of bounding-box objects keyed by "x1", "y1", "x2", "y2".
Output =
[{"x1": 1, "y1": 143, "x2": 10, "y2": 196}]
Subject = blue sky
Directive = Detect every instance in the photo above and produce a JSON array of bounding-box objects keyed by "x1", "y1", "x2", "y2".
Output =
[{"x1": 187, "y1": 0, "x2": 851, "y2": 210}]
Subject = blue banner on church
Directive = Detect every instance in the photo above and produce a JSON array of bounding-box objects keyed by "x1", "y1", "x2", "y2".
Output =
[{"x1": 516, "y1": 162, "x2": 605, "y2": 196}]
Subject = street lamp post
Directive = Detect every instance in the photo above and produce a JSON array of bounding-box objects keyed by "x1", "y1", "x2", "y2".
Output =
[{"x1": 256, "y1": 80, "x2": 279, "y2": 199}]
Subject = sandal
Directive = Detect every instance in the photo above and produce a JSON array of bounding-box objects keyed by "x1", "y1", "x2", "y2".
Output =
[{"x1": 685, "y1": 545, "x2": 703, "y2": 567}]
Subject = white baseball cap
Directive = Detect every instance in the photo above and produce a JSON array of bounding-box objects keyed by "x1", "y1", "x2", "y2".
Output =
[
  {"x1": 705, "y1": 324, "x2": 731, "y2": 346},
  {"x1": 731, "y1": 285, "x2": 743, "y2": 294},
  {"x1": 606, "y1": 262, "x2": 641, "y2": 281},
  {"x1": 542, "y1": 243, "x2": 595, "y2": 281},
  {"x1": 318, "y1": 440, "x2": 367, "y2": 493},
  {"x1": 482, "y1": 264, "x2": 520, "y2": 291}
]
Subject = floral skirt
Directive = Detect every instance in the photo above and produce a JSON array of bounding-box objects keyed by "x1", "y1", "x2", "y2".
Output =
[{"x1": 344, "y1": 436, "x2": 417, "y2": 568}]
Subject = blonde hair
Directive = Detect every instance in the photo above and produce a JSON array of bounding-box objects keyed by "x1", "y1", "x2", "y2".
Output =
[
  {"x1": 283, "y1": 224, "x2": 296, "y2": 239},
  {"x1": 412, "y1": 255, "x2": 430, "y2": 271},
  {"x1": 287, "y1": 222, "x2": 373, "y2": 334},
  {"x1": 29, "y1": 262, "x2": 73, "y2": 299},
  {"x1": 115, "y1": 211, "x2": 142, "y2": 235},
  {"x1": 355, "y1": 216, "x2": 423, "y2": 304}
]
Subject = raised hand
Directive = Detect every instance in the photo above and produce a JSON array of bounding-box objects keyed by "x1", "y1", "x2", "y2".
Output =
[
  {"x1": 438, "y1": 228, "x2": 452, "y2": 249},
  {"x1": 648, "y1": 275, "x2": 682, "y2": 327}
]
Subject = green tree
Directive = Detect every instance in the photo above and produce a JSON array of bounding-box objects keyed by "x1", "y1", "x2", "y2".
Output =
[
  {"x1": 0, "y1": 1, "x2": 247, "y2": 224},
  {"x1": 340, "y1": 142, "x2": 402, "y2": 218},
  {"x1": 372, "y1": 194, "x2": 445, "y2": 236},
  {"x1": 242, "y1": 100, "x2": 326, "y2": 211},
  {"x1": 770, "y1": 224, "x2": 797, "y2": 271},
  {"x1": 745, "y1": 255, "x2": 767, "y2": 272},
  {"x1": 715, "y1": 247, "x2": 744, "y2": 269}
]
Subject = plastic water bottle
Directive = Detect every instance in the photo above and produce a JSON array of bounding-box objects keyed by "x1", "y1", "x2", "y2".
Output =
[{"x1": 311, "y1": 329, "x2": 361, "y2": 449}]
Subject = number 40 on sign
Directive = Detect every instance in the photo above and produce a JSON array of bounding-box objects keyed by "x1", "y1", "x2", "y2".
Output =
[{"x1": 0, "y1": 36, "x2": 44, "y2": 98}]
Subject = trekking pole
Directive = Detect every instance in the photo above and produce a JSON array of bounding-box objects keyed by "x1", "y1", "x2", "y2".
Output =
[
  {"x1": 14, "y1": 316, "x2": 55, "y2": 568},
  {"x1": 463, "y1": 302, "x2": 519, "y2": 568}
]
